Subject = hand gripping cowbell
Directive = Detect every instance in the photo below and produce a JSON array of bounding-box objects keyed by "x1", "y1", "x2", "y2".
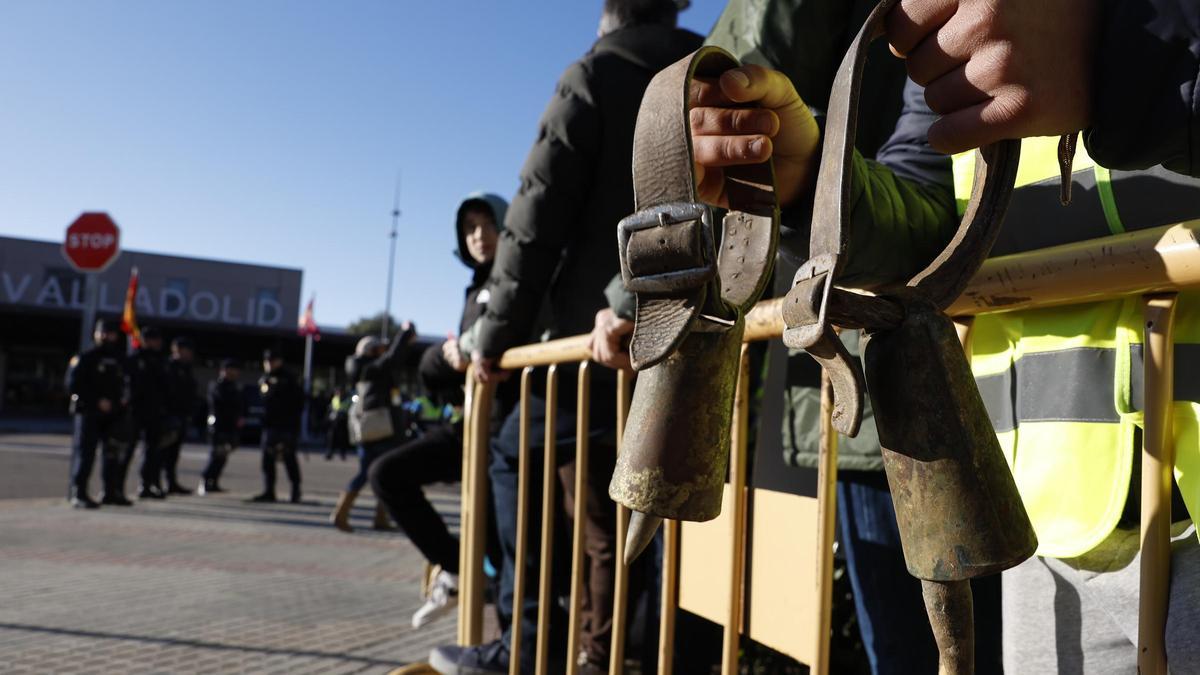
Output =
[
  {"x1": 781, "y1": 1, "x2": 1037, "y2": 672},
  {"x1": 608, "y1": 46, "x2": 780, "y2": 562}
]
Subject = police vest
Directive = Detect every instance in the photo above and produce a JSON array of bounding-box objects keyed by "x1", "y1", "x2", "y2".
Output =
[{"x1": 957, "y1": 137, "x2": 1200, "y2": 558}]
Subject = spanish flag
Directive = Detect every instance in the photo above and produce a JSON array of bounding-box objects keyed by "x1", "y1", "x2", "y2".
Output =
[
  {"x1": 121, "y1": 266, "x2": 142, "y2": 348},
  {"x1": 298, "y1": 295, "x2": 320, "y2": 341}
]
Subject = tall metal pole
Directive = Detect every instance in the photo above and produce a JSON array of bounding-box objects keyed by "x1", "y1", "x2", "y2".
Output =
[
  {"x1": 382, "y1": 171, "x2": 401, "y2": 340},
  {"x1": 78, "y1": 272, "x2": 99, "y2": 352}
]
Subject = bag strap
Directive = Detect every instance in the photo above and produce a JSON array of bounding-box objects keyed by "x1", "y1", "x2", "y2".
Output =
[{"x1": 619, "y1": 46, "x2": 780, "y2": 371}]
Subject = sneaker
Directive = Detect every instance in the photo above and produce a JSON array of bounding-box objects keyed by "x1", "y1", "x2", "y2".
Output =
[
  {"x1": 428, "y1": 638, "x2": 508, "y2": 675},
  {"x1": 412, "y1": 568, "x2": 459, "y2": 629},
  {"x1": 138, "y1": 484, "x2": 166, "y2": 500},
  {"x1": 166, "y1": 482, "x2": 191, "y2": 496},
  {"x1": 69, "y1": 492, "x2": 100, "y2": 509}
]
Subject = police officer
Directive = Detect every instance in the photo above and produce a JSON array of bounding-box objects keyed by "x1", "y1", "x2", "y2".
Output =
[
  {"x1": 248, "y1": 348, "x2": 304, "y2": 503},
  {"x1": 199, "y1": 358, "x2": 243, "y2": 495},
  {"x1": 160, "y1": 336, "x2": 198, "y2": 494},
  {"x1": 128, "y1": 325, "x2": 169, "y2": 499},
  {"x1": 66, "y1": 318, "x2": 131, "y2": 508}
]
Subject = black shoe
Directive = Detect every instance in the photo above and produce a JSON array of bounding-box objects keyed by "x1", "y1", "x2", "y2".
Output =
[
  {"x1": 209, "y1": 483, "x2": 226, "y2": 493},
  {"x1": 166, "y1": 482, "x2": 191, "y2": 496},
  {"x1": 101, "y1": 493, "x2": 134, "y2": 507},
  {"x1": 138, "y1": 485, "x2": 166, "y2": 500},
  {"x1": 247, "y1": 492, "x2": 276, "y2": 503},
  {"x1": 428, "y1": 639, "x2": 509, "y2": 675},
  {"x1": 290, "y1": 486, "x2": 302, "y2": 504},
  {"x1": 69, "y1": 491, "x2": 100, "y2": 509}
]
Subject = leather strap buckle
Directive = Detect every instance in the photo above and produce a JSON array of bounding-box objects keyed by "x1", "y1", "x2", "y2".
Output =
[{"x1": 618, "y1": 201, "x2": 716, "y2": 294}]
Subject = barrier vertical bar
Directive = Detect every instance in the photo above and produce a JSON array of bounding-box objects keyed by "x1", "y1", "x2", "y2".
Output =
[
  {"x1": 566, "y1": 362, "x2": 592, "y2": 675},
  {"x1": 1139, "y1": 292, "x2": 1178, "y2": 675},
  {"x1": 458, "y1": 373, "x2": 477, "y2": 645},
  {"x1": 658, "y1": 517, "x2": 680, "y2": 675},
  {"x1": 510, "y1": 368, "x2": 535, "y2": 675},
  {"x1": 463, "y1": 376, "x2": 495, "y2": 645},
  {"x1": 812, "y1": 368, "x2": 838, "y2": 675},
  {"x1": 535, "y1": 365, "x2": 560, "y2": 675},
  {"x1": 721, "y1": 346, "x2": 752, "y2": 674},
  {"x1": 609, "y1": 369, "x2": 633, "y2": 675}
]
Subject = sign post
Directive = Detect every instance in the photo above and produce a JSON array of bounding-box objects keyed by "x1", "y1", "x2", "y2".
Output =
[{"x1": 62, "y1": 213, "x2": 121, "y2": 351}]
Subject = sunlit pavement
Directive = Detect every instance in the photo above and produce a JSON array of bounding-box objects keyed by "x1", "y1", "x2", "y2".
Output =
[{"x1": 0, "y1": 433, "x2": 461, "y2": 673}]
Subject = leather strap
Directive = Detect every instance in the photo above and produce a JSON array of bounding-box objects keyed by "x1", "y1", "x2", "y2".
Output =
[
  {"x1": 620, "y1": 46, "x2": 779, "y2": 371},
  {"x1": 782, "y1": 0, "x2": 1021, "y2": 436}
]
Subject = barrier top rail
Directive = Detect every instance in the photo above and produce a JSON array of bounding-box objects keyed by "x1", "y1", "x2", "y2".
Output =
[{"x1": 495, "y1": 221, "x2": 1200, "y2": 370}]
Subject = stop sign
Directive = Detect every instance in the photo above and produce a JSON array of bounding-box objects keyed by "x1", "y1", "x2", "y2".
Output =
[{"x1": 62, "y1": 212, "x2": 121, "y2": 272}]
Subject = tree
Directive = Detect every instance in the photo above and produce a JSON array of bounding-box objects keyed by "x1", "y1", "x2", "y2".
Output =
[{"x1": 346, "y1": 312, "x2": 398, "y2": 338}]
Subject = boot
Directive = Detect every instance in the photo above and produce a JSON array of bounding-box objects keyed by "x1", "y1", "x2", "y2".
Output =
[
  {"x1": 330, "y1": 490, "x2": 357, "y2": 532},
  {"x1": 373, "y1": 502, "x2": 393, "y2": 531}
]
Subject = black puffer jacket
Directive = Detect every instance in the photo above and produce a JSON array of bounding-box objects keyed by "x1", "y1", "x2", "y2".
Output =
[
  {"x1": 1085, "y1": 0, "x2": 1200, "y2": 177},
  {"x1": 475, "y1": 23, "x2": 704, "y2": 357}
]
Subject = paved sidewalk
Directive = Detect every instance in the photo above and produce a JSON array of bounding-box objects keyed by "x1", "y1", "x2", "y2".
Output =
[{"x1": 0, "y1": 434, "x2": 468, "y2": 674}]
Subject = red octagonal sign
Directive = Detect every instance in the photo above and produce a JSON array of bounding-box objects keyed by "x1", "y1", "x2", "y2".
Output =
[{"x1": 62, "y1": 212, "x2": 121, "y2": 272}]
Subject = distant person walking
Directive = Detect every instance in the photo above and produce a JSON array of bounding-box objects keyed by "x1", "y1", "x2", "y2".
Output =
[
  {"x1": 248, "y1": 348, "x2": 305, "y2": 503},
  {"x1": 65, "y1": 318, "x2": 132, "y2": 508},
  {"x1": 129, "y1": 325, "x2": 169, "y2": 500},
  {"x1": 330, "y1": 322, "x2": 418, "y2": 532},
  {"x1": 160, "y1": 336, "x2": 197, "y2": 494},
  {"x1": 198, "y1": 358, "x2": 243, "y2": 495}
]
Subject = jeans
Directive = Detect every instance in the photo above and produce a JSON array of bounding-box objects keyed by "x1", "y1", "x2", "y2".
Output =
[
  {"x1": 370, "y1": 423, "x2": 467, "y2": 572},
  {"x1": 490, "y1": 388, "x2": 616, "y2": 672},
  {"x1": 347, "y1": 438, "x2": 391, "y2": 493},
  {"x1": 261, "y1": 428, "x2": 301, "y2": 492},
  {"x1": 837, "y1": 470, "x2": 1002, "y2": 675}
]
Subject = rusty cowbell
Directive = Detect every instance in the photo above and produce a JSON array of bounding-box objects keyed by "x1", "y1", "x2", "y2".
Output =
[
  {"x1": 606, "y1": 46, "x2": 780, "y2": 564},
  {"x1": 610, "y1": 317, "x2": 745, "y2": 562}
]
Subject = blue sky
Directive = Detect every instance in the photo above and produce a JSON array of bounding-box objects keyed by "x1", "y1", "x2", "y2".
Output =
[{"x1": 0, "y1": 1, "x2": 725, "y2": 335}]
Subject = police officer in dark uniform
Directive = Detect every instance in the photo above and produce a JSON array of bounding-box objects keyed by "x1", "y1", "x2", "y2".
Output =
[
  {"x1": 249, "y1": 348, "x2": 304, "y2": 503},
  {"x1": 128, "y1": 325, "x2": 169, "y2": 499},
  {"x1": 66, "y1": 318, "x2": 131, "y2": 508},
  {"x1": 199, "y1": 358, "x2": 243, "y2": 495},
  {"x1": 160, "y1": 336, "x2": 198, "y2": 494}
]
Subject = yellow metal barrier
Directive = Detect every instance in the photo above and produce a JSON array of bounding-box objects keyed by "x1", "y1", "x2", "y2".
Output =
[{"x1": 452, "y1": 221, "x2": 1200, "y2": 674}]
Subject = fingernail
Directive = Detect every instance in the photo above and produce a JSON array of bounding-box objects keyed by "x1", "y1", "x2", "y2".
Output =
[
  {"x1": 749, "y1": 138, "x2": 764, "y2": 156},
  {"x1": 726, "y1": 70, "x2": 750, "y2": 89}
]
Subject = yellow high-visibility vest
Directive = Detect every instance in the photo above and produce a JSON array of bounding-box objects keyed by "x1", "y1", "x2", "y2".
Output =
[{"x1": 958, "y1": 137, "x2": 1200, "y2": 557}]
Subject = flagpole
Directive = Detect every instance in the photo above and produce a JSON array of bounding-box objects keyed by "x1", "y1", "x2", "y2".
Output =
[
  {"x1": 382, "y1": 171, "x2": 400, "y2": 340},
  {"x1": 301, "y1": 332, "x2": 314, "y2": 443}
]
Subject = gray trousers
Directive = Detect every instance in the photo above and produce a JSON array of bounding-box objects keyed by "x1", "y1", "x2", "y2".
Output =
[{"x1": 1002, "y1": 521, "x2": 1200, "y2": 674}]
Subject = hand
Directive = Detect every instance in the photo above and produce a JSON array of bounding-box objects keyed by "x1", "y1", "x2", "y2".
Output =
[
  {"x1": 97, "y1": 399, "x2": 112, "y2": 414},
  {"x1": 588, "y1": 308, "x2": 634, "y2": 372},
  {"x1": 399, "y1": 320, "x2": 417, "y2": 344},
  {"x1": 885, "y1": 0, "x2": 1097, "y2": 154},
  {"x1": 470, "y1": 350, "x2": 510, "y2": 385},
  {"x1": 689, "y1": 64, "x2": 821, "y2": 208},
  {"x1": 443, "y1": 338, "x2": 468, "y2": 373}
]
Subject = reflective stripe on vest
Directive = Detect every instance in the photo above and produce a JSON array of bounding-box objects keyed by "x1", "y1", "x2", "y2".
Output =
[{"x1": 959, "y1": 138, "x2": 1200, "y2": 557}]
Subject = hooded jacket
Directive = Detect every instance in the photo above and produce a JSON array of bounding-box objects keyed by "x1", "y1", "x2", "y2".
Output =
[
  {"x1": 474, "y1": 23, "x2": 704, "y2": 357},
  {"x1": 421, "y1": 193, "x2": 510, "y2": 407}
]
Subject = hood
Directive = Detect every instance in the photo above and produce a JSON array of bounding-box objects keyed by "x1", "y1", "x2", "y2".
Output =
[
  {"x1": 592, "y1": 24, "x2": 704, "y2": 73},
  {"x1": 455, "y1": 192, "x2": 509, "y2": 269}
]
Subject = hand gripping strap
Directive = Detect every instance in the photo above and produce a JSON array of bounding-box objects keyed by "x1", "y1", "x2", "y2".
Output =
[
  {"x1": 620, "y1": 46, "x2": 779, "y2": 371},
  {"x1": 782, "y1": 0, "x2": 1020, "y2": 436}
]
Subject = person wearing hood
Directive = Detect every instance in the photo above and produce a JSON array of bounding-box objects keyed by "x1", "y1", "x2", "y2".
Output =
[
  {"x1": 330, "y1": 320, "x2": 419, "y2": 531},
  {"x1": 369, "y1": 193, "x2": 509, "y2": 629},
  {"x1": 434, "y1": 2, "x2": 704, "y2": 673}
]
